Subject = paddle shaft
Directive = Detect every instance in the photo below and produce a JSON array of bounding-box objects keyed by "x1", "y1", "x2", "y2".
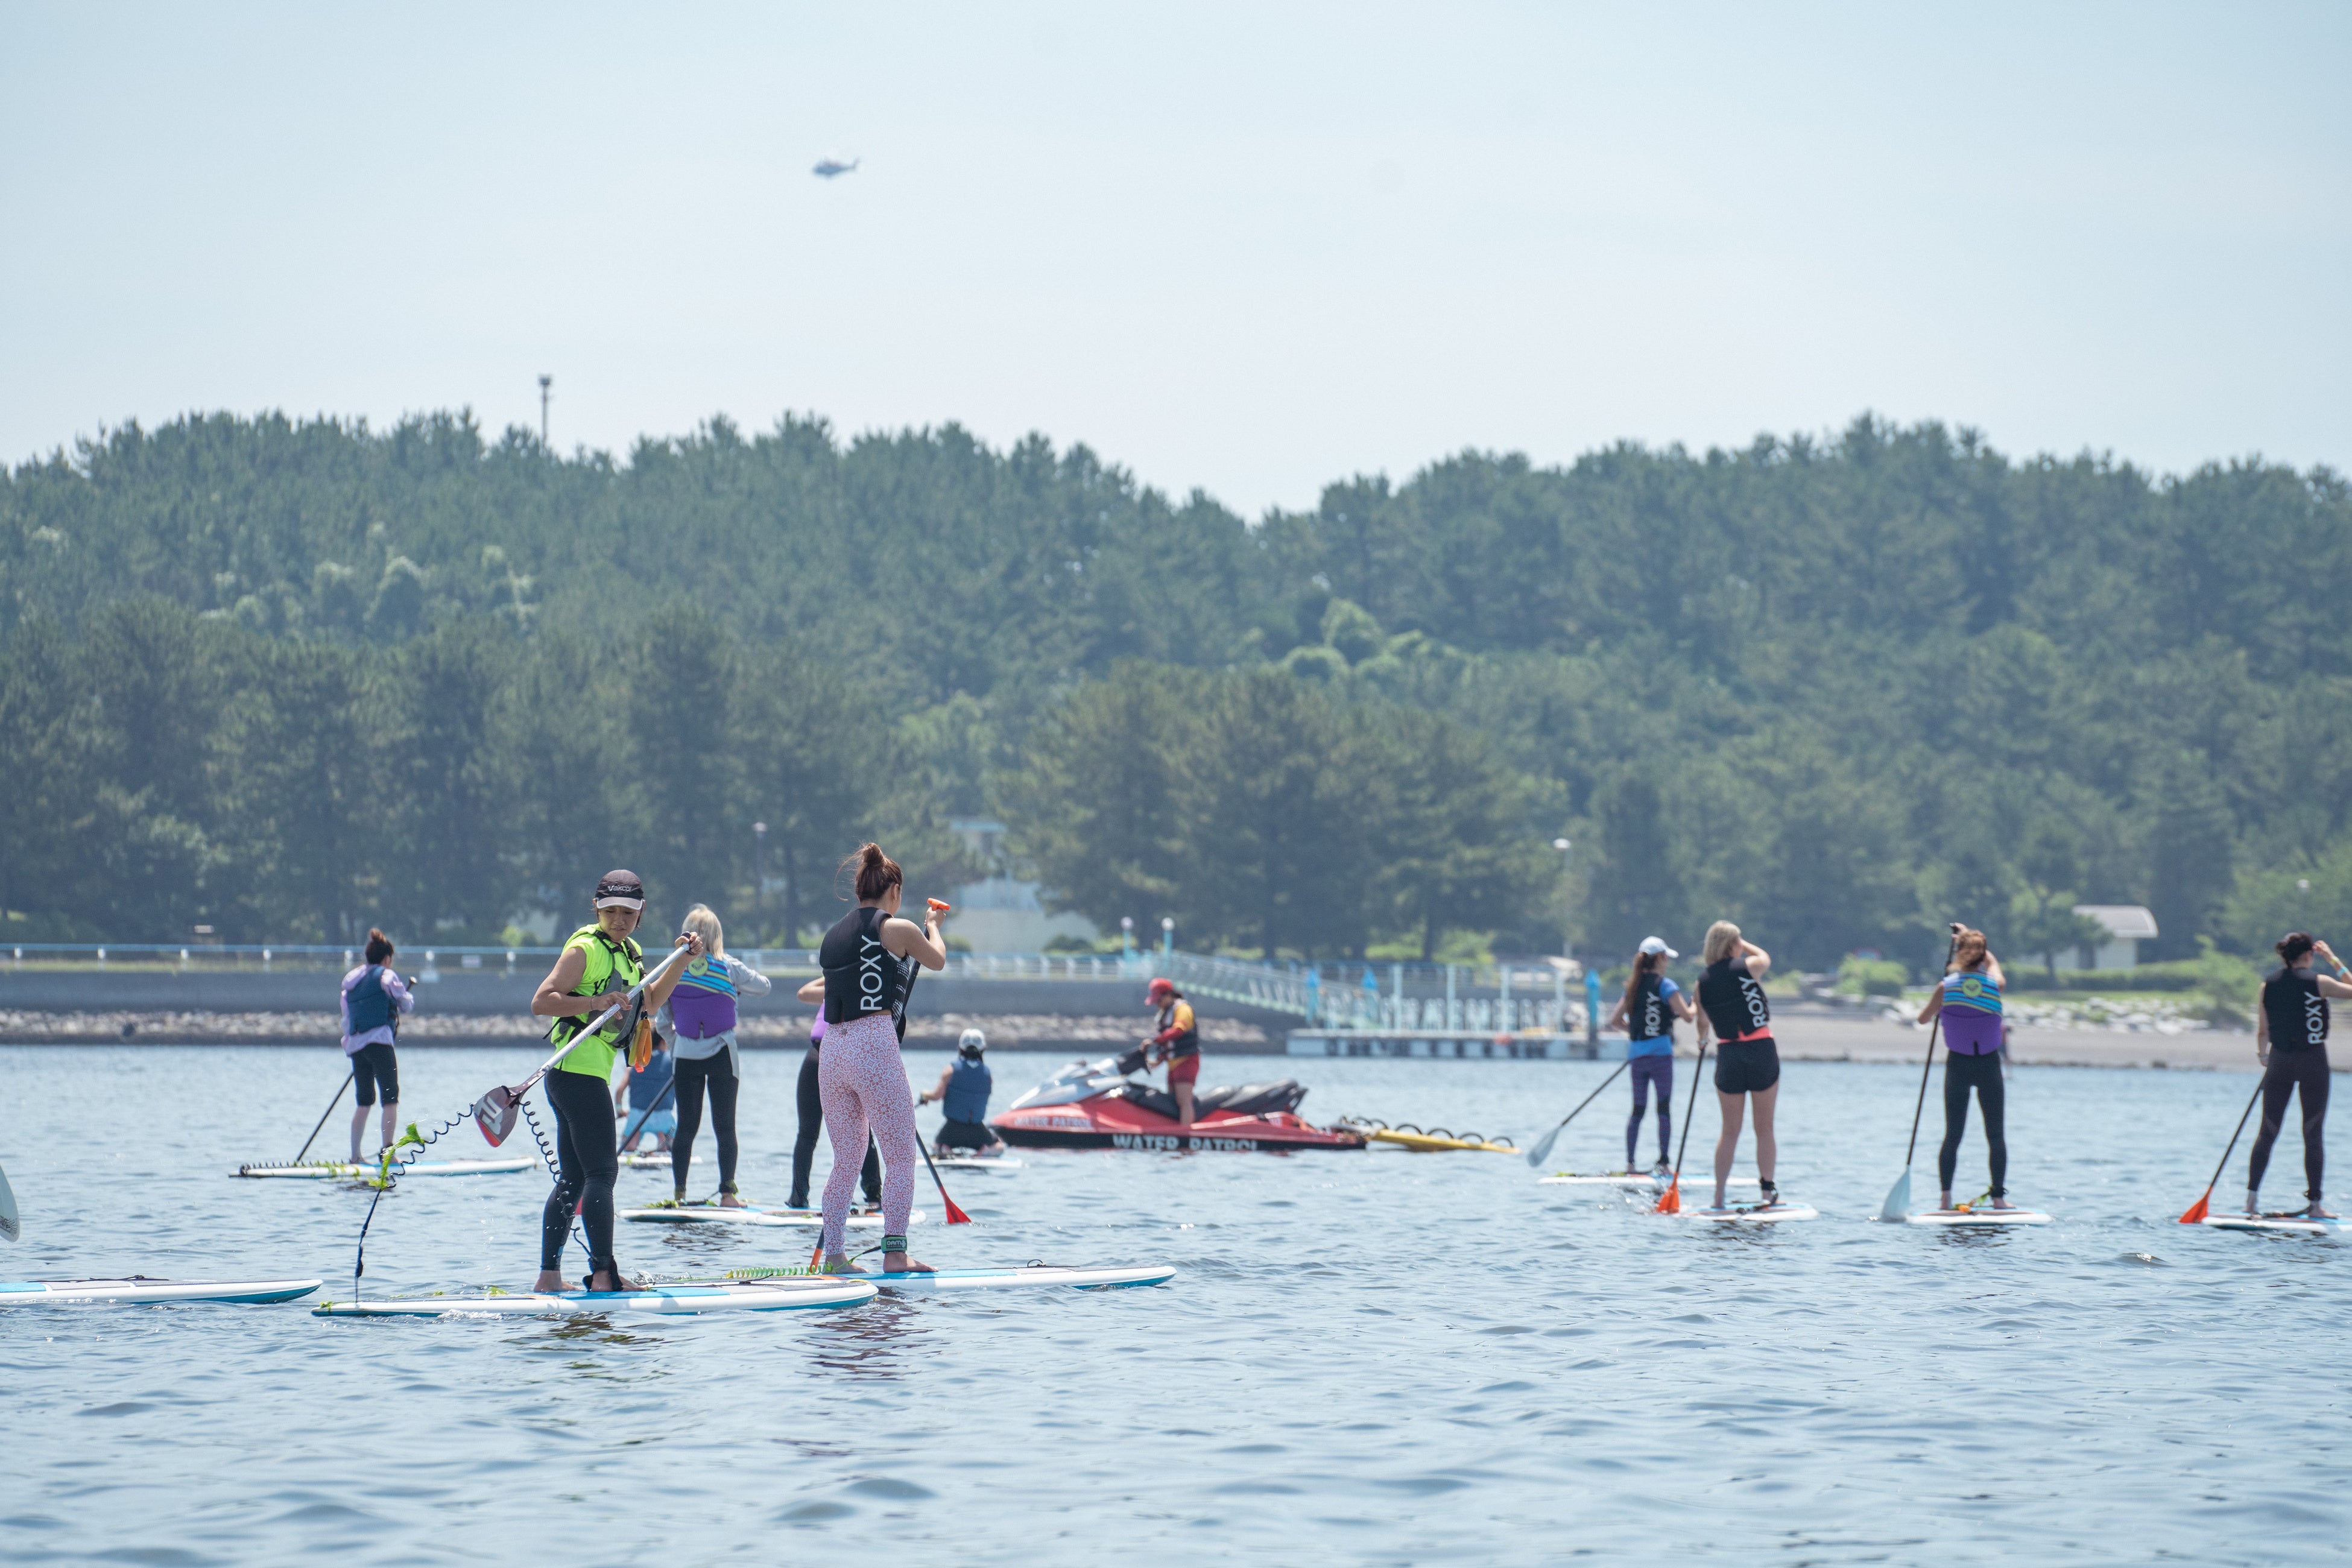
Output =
[
  {"x1": 1668, "y1": 1040, "x2": 1709, "y2": 1183},
  {"x1": 519, "y1": 940, "x2": 697, "y2": 1096},
  {"x1": 2195, "y1": 1078, "x2": 2266, "y2": 1207},
  {"x1": 294, "y1": 1069, "x2": 355, "y2": 1165},
  {"x1": 1900, "y1": 931, "x2": 1963, "y2": 1166},
  {"x1": 1534, "y1": 1060, "x2": 1630, "y2": 1155},
  {"x1": 896, "y1": 941, "x2": 972, "y2": 1225},
  {"x1": 618, "y1": 1063, "x2": 681, "y2": 1151}
]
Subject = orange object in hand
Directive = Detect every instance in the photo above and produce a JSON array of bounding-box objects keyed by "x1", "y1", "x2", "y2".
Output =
[
  {"x1": 629, "y1": 1014, "x2": 654, "y2": 1071},
  {"x1": 928, "y1": 898, "x2": 952, "y2": 915}
]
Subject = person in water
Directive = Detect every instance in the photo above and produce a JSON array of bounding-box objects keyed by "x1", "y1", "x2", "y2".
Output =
[
  {"x1": 338, "y1": 928, "x2": 414, "y2": 1162},
  {"x1": 785, "y1": 1005, "x2": 885, "y2": 1212},
  {"x1": 1917, "y1": 925, "x2": 2015, "y2": 1211},
  {"x1": 1606, "y1": 936, "x2": 1693, "y2": 1176},
  {"x1": 2248, "y1": 931, "x2": 2352, "y2": 1219},
  {"x1": 1146, "y1": 977, "x2": 1201, "y2": 1124},
  {"x1": 920, "y1": 1028, "x2": 1007, "y2": 1158},
  {"x1": 528, "y1": 869, "x2": 700, "y2": 1293},
  {"x1": 615, "y1": 1026, "x2": 676, "y2": 1154},
  {"x1": 1693, "y1": 920, "x2": 1783, "y2": 1210},
  {"x1": 656, "y1": 903, "x2": 772, "y2": 1207},
  {"x1": 816, "y1": 843, "x2": 946, "y2": 1274}
]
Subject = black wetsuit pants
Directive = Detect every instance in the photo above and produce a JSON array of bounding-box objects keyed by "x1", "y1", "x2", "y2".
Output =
[
  {"x1": 791, "y1": 1046, "x2": 882, "y2": 1209},
  {"x1": 672, "y1": 1051, "x2": 740, "y2": 1199},
  {"x1": 541, "y1": 1066, "x2": 619, "y2": 1277},
  {"x1": 2249, "y1": 1046, "x2": 2329, "y2": 1202},
  {"x1": 1936, "y1": 1049, "x2": 2007, "y2": 1198}
]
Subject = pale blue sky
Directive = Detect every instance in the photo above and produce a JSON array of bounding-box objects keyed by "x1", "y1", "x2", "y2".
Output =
[{"x1": 4, "y1": 2, "x2": 2344, "y2": 514}]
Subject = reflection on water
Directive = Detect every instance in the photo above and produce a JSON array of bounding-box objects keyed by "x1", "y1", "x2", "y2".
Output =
[{"x1": 2, "y1": 1046, "x2": 2348, "y2": 1566}]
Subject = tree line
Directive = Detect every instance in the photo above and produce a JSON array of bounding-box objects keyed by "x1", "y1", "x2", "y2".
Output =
[{"x1": 5, "y1": 409, "x2": 2348, "y2": 969}]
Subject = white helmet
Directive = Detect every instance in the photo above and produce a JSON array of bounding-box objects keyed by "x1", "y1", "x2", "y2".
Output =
[{"x1": 957, "y1": 1028, "x2": 987, "y2": 1057}]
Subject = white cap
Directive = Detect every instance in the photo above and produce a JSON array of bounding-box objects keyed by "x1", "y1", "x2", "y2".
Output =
[{"x1": 1638, "y1": 935, "x2": 1678, "y2": 958}]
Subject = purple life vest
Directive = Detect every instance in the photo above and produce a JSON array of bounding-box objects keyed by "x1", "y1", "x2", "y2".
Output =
[{"x1": 668, "y1": 958, "x2": 739, "y2": 1040}]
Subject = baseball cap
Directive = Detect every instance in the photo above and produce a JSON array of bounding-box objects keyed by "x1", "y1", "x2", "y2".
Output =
[
  {"x1": 1637, "y1": 935, "x2": 1677, "y2": 958},
  {"x1": 594, "y1": 869, "x2": 646, "y2": 910}
]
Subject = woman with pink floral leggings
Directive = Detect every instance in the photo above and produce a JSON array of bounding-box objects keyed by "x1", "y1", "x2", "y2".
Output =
[{"x1": 815, "y1": 842, "x2": 946, "y2": 1273}]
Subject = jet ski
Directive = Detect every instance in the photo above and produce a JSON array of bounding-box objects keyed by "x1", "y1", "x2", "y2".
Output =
[{"x1": 990, "y1": 1051, "x2": 1366, "y2": 1152}]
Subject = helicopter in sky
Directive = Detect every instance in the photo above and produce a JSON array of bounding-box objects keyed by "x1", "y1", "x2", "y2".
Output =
[{"x1": 811, "y1": 155, "x2": 860, "y2": 179}]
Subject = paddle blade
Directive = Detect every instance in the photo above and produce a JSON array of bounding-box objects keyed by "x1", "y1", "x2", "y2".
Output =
[
  {"x1": 0, "y1": 1156, "x2": 19, "y2": 1242},
  {"x1": 2178, "y1": 1190, "x2": 2212, "y2": 1225},
  {"x1": 473, "y1": 1086, "x2": 522, "y2": 1148},
  {"x1": 941, "y1": 1189, "x2": 973, "y2": 1225},
  {"x1": 1525, "y1": 1124, "x2": 1563, "y2": 1170},
  {"x1": 1653, "y1": 1179, "x2": 1681, "y2": 1215},
  {"x1": 1878, "y1": 1169, "x2": 1912, "y2": 1224}
]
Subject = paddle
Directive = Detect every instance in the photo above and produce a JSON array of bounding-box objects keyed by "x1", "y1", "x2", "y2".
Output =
[
  {"x1": 2178, "y1": 1077, "x2": 2267, "y2": 1225},
  {"x1": 1651, "y1": 1041, "x2": 1710, "y2": 1215},
  {"x1": 1523, "y1": 1060, "x2": 1631, "y2": 1169},
  {"x1": 292, "y1": 1069, "x2": 355, "y2": 1166},
  {"x1": 0, "y1": 1153, "x2": 18, "y2": 1242},
  {"x1": 616, "y1": 1065, "x2": 680, "y2": 1152},
  {"x1": 896, "y1": 900, "x2": 970, "y2": 1226},
  {"x1": 1877, "y1": 926, "x2": 1961, "y2": 1223},
  {"x1": 472, "y1": 937, "x2": 698, "y2": 1147}
]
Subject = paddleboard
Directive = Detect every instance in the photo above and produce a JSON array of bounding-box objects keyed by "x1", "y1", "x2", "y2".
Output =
[
  {"x1": 313, "y1": 1278, "x2": 878, "y2": 1317},
  {"x1": 726, "y1": 1263, "x2": 1174, "y2": 1292},
  {"x1": 1367, "y1": 1129, "x2": 1516, "y2": 1154},
  {"x1": 235, "y1": 1157, "x2": 537, "y2": 1179},
  {"x1": 0, "y1": 1277, "x2": 321, "y2": 1305},
  {"x1": 619, "y1": 1203, "x2": 920, "y2": 1230},
  {"x1": 2201, "y1": 1213, "x2": 2350, "y2": 1234},
  {"x1": 619, "y1": 1151, "x2": 671, "y2": 1168},
  {"x1": 1675, "y1": 1203, "x2": 1819, "y2": 1224},
  {"x1": 934, "y1": 1154, "x2": 1024, "y2": 1171},
  {"x1": 1541, "y1": 1172, "x2": 1761, "y2": 1187},
  {"x1": 1907, "y1": 1208, "x2": 2053, "y2": 1227}
]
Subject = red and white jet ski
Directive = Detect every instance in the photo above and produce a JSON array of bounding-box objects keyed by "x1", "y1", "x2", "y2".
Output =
[{"x1": 990, "y1": 1051, "x2": 1366, "y2": 1153}]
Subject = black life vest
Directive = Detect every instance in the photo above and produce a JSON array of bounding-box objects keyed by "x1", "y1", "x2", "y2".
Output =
[
  {"x1": 346, "y1": 964, "x2": 399, "y2": 1038},
  {"x1": 821, "y1": 906, "x2": 904, "y2": 1024},
  {"x1": 1698, "y1": 958, "x2": 1772, "y2": 1043},
  {"x1": 2263, "y1": 964, "x2": 2329, "y2": 1052},
  {"x1": 1627, "y1": 972, "x2": 1674, "y2": 1043}
]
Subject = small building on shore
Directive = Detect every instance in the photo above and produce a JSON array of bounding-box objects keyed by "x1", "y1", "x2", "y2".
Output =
[{"x1": 2065, "y1": 905, "x2": 2158, "y2": 971}]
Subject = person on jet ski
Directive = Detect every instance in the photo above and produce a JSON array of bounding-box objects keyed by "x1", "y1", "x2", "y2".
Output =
[
  {"x1": 1145, "y1": 977, "x2": 1202, "y2": 1125},
  {"x1": 918, "y1": 1028, "x2": 1007, "y2": 1158}
]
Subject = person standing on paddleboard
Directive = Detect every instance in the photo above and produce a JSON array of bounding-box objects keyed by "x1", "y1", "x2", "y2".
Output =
[
  {"x1": 1693, "y1": 921, "x2": 1783, "y2": 1210},
  {"x1": 656, "y1": 903, "x2": 771, "y2": 1207},
  {"x1": 920, "y1": 1028, "x2": 1007, "y2": 1159},
  {"x1": 1607, "y1": 937, "x2": 1693, "y2": 1177},
  {"x1": 816, "y1": 843, "x2": 945, "y2": 1274},
  {"x1": 338, "y1": 928, "x2": 414, "y2": 1162},
  {"x1": 1917, "y1": 926, "x2": 2016, "y2": 1212},
  {"x1": 528, "y1": 870, "x2": 701, "y2": 1293},
  {"x1": 1146, "y1": 977, "x2": 1202, "y2": 1125},
  {"x1": 2248, "y1": 932, "x2": 2352, "y2": 1219}
]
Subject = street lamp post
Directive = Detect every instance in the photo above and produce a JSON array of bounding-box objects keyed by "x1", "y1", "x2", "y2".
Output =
[
  {"x1": 2299, "y1": 877, "x2": 2312, "y2": 931},
  {"x1": 538, "y1": 375, "x2": 552, "y2": 447},
  {"x1": 753, "y1": 822, "x2": 768, "y2": 943},
  {"x1": 1161, "y1": 916, "x2": 1175, "y2": 962},
  {"x1": 1552, "y1": 838, "x2": 1574, "y2": 961},
  {"x1": 1121, "y1": 916, "x2": 1135, "y2": 960}
]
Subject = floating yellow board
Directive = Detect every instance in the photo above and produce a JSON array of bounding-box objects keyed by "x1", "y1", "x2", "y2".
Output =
[{"x1": 1365, "y1": 1128, "x2": 1516, "y2": 1154}]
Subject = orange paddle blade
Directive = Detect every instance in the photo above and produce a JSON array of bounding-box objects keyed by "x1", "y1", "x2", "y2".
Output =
[
  {"x1": 1653, "y1": 1180, "x2": 1681, "y2": 1215},
  {"x1": 2178, "y1": 1191, "x2": 2212, "y2": 1224}
]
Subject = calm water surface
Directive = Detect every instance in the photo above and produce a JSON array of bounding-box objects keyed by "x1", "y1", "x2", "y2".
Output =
[{"x1": 1, "y1": 1045, "x2": 2345, "y2": 1566}]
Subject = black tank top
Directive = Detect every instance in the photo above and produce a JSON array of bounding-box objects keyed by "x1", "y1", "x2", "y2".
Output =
[
  {"x1": 1627, "y1": 972, "x2": 1674, "y2": 1043},
  {"x1": 1698, "y1": 957, "x2": 1772, "y2": 1043},
  {"x1": 2263, "y1": 964, "x2": 2329, "y2": 1052},
  {"x1": 820, "y1": 906, "x2": 903, "y2": 1024}
]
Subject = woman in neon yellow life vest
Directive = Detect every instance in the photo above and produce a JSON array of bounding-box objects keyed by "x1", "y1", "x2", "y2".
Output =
[{"x1": 528, "y1": 869, "x2": 700, "y2": 1294}]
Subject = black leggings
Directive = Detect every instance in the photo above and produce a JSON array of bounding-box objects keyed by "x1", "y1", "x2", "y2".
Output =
[
  {"x1": 2249, "y1": 1046, "x2": 2330, "y2": 1201},
  {"x1": 1936, "y1": 1050, "x2": 2007, "y2": 1198},
  {"x1": 540, "y1": 1067, "x2": 619, "y2": 1277},
  {"x1": 791, "y1": 1047, "x2": 882, "y2": 1209},
  {"x1": 672, "y1": 1052, "x2": 741, "y2": 1198}
]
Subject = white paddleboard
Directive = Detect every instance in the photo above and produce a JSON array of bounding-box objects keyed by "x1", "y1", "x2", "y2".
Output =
[
  {"x1": 0, "y1": 1277, "x2": 321, "y2": 1305},
  {"x1": 1676, "y1": 1203, "x2": 1819, "y2": 1224},
  {"x1": 619, "y1": 1204, "x2": 921, "y2": 1230},
  {"x1": 619, "y1": 1151, "x2": 671, "y2": 1168},
  {"x1": 236, "y1": 1157, "x2": 537, "y2": 1179},
  {"x1": 312, "y1": 1279, "x2": 877, "y2": 1317},
  {"x1": 934, "y1": 1154, "x2": 1023, "y2": 1171},
  {"x1": 1907, "y1": 1208, "x2": 2052, "y2": 1227},
  {"x1": 2202, "y1": 1213, "x2": 2349, "y2": 1234},
  {"x1": 733, "y1": 1263, "x2": 1174, "y2": 1293},
  {"x1": 1541, "y1": 1172, "x2": 1761, "y2": 1187}
]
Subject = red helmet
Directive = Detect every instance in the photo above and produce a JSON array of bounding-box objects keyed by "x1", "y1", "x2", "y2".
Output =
[{"x1": 1147, "y1": 977, "x2": 1177, "y2": 1002}]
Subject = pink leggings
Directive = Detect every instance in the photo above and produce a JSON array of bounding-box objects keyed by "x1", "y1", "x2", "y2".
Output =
[{"x1": 817, "y1": 1011, "x2": 918, "y2": 1256}]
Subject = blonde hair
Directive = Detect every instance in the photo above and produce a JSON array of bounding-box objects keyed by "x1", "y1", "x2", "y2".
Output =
[
  {"x1": 1951, "y1": 926, "x2": 1988, "y2": 972},
  {"x1": 681, "y1": 903, "x2": 725, "y2": 959},
  {"x1": 1702, "y1": 920, "x2": 1742, "y2": 966}
]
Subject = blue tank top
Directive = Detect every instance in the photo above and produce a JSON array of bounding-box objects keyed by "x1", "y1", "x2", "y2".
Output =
[
  {"x1": 944, "y1": 1057, "x2": 991, "y2": 1122},
  {"x1": 1941, "y1": 970, "x2": 2002, "y2": 1016},
  {"x1": 628, "y1": 1046, "x2": 674, "y2": 1108}
]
